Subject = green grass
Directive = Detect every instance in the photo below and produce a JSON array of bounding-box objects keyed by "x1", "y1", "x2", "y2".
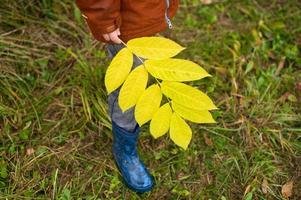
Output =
[{"x1": 0, "y1": 0, "x2": 300, "y2": 199}]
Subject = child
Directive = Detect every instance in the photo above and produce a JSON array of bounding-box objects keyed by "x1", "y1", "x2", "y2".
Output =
[{"x1": 75, "y1": 0, "x2": 179, "y2": 193}]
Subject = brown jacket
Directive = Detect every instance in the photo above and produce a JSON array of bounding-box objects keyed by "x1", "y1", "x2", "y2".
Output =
[{"x1": 76, "y1": 0, "x2": 179, "y2": 43}]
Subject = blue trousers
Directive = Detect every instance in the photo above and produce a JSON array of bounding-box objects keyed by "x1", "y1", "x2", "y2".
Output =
[{"x1": 106, "y1": 44, "x2": 142, "y2": 132}]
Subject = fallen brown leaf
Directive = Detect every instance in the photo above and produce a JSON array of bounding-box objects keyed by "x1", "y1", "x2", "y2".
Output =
[
  {"x1": 26, "y1": 147, "x2": 35, "y2": 156},
  {"x1": 275, "y1": 56, "x2": 286, "y2": 76},
  {"x1": 204, "y1": 133, "x2": 213, "y2": 146},
  {"x1": 200, "y1": 0, "x2": 213, "y2": 5},
  {"x1": 262, "y1": 178, "x2": 269, "y2": 194},
  {"x1": 282, "y1": 180, "x2": 294, "y2": 198}
]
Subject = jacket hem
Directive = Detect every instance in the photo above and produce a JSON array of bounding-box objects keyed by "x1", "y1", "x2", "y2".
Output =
[{"x1": 104, "y1": 20, "x2": 169, "y2": 43}]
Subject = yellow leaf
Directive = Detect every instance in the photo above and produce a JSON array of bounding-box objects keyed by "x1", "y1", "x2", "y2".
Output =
[
  {"x1": 150, "y1": 103, "x2": 172, "y2": 139},
  {"x1": 127, "y1": 37, "x2": 185, "y2": 59},
  {"x1": 118, "y1": 66, "x2": 148, "y2": 112},
  {"x1": 145, "y1": 59, "x2": 210, "y2": 81},
  {"x1": 172, "y1": 101, "x2": 216, "y2": 123},
  {"x1": 170, "y1": 113, "x2": 192, "y2": 150},
  {"x1": 161, "y1": 81, "x2": 217, "y2": 110},
  {"x1": 135, "y1": 84, "x2": 162, "y2": 126},
  {"x1": 105, "y1": 48, "x2": 133, "y2": 93}
]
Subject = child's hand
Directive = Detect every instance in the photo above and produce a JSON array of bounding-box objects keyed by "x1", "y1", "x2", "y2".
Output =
[{"x1": 103, "y1": 28, "x2": 121, "y2": 44}]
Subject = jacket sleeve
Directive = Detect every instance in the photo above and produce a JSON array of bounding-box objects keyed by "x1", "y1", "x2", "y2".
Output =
[{"x1": 75, "y1": 0, "x2": 121, "y2": 40}]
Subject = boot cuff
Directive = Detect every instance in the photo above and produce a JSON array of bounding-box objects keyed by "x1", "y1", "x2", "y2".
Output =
[{"x1": 112, "y1": 121, "x2": 140, "y2": 138}]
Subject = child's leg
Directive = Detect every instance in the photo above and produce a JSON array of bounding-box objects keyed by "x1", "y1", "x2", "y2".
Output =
[
  {"x1": 105, "y1": 44, "x2": 154, "y2": 193},
  {"x1": 106, "y1": 44, "x2": 142, "y2": 132}
]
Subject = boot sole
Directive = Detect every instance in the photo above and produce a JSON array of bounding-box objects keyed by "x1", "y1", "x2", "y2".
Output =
[{"x1": 112, "y1": 150, "x2": 155, "y2": 193}]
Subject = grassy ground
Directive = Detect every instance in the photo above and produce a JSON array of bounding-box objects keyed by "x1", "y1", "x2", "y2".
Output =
[{"x1": 0, "y1": 0, "x2": 300, "y2": 199}]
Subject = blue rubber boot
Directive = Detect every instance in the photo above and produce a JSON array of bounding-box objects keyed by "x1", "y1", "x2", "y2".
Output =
[{"x1": 112, "y1": 121, "x2": 154, "y2": 193}]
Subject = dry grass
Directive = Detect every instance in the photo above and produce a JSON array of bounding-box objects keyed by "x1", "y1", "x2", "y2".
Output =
[{"x1": 0, "y1": 0, "x2": 300, "y2": 199}]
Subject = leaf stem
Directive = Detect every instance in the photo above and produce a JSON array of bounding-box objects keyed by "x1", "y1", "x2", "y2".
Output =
[{"x1": 120, "y1": 39, "x2": 174, "y2": 109}]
